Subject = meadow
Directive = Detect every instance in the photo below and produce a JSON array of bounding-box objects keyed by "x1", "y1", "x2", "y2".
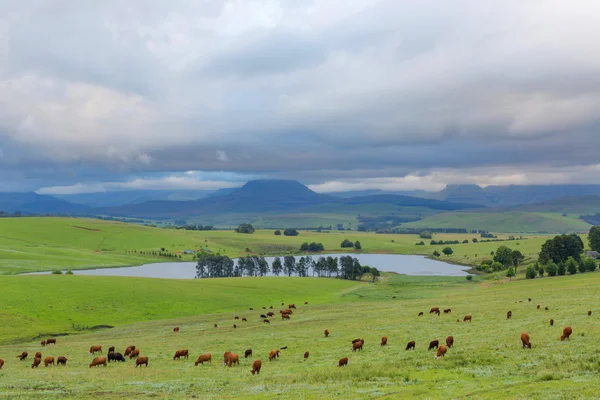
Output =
[
  {"x1": 1, "y1": 272, "x2": 600, "y2": 399},
  {"x1": 0, "y1": 217, "x2": 552, "y2": 274}
]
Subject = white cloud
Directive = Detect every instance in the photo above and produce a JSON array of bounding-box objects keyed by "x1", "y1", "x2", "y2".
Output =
[{"x1": 216, "y1": 150, "x2": 229, "y2": 162}]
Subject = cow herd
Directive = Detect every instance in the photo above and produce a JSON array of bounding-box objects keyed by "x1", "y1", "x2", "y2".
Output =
[{"x1": 0, "y1": 299, "x2": 590, "y2": 375}]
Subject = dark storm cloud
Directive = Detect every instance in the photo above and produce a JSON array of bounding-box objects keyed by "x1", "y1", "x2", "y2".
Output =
[{"x1": 1, "y1": 0, "x2": 600, "y2": 193}]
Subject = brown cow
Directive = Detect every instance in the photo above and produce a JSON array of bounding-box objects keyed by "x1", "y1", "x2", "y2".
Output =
[
  {"x1": 46, "y1": 338, "x2": 56, "y2": 345},
  {"x1": 289, "y1": 304, "x2": 296, "y2": 309},
  {"x1": 550, "y1": 319, "x2": 554, "y2": 326},
  {"x1": 521, "y1": 332, "x2": 532, "y2": 349},
  {"x1": 305, "y1": 301, "x2": 309, "y2": 304},
  {"x1": 281, "y1": 314, "x2": 290, "y2": 320},
  {"x1": 224, "y1": 352, "x2": 239, "y2": 367},
  {"x1": 352, "y1": 340, "x2": 363, "y2": 352},
  {"x1": 405, "y1": 341, "x2": 416, "y2": 350},
  {"x1": 444, "y1": 309, "x2": 452, "y2": 314},
  {"x1": 561, "y1": 326, "x2": 573, "y2": 341},
  {"x1": 173, "y1": 349, "x2": 189, "y2": 360},
  {"x1": 129, "y1": 348, "x2": 140, "y2": 359},
  {"x1": 194, "y1": 353, "x2": 211, "y2": 366},
  {"x1": 251, "y1": 359, "x2": 262, "y2": 375},
  {"x1": 32, "y1": 358, "x2": 41, "y2": 368},
  {"x1": 435, "y1": 344, "x2": 448, "y2": 359},
  {"x1": 44, "y1": 356, "x2": 55, "y2": 367},
  {"x1": 392, "y1": 296, "x2": 396, "y2": 299},
  {"x1": 249, "y1": 308, "x2": 254, "y2": 310},
  {"x1": 352, "y1": 338, "x2": 363, "y2": 344},
  {"x1": 89, "y1": 356, "x2": 107, "y2": 368},
  {"x1": 263, "y1": 319, "x2": 270, "y2": 324},
  {"x1": 446, "y1": 336, "x2": 454, "y2": 348},
  {"x1": 463, "y1": 315, "x2": 472, "y2": 322},
  {"x1": 57, "y1": 356, "x2": 67, "y2": 366},
  {"x1": 17, "y1": 351, "x2": 28, "y2": 361},
  {"x1": 135, "y1": 356, "x2": 149, "y2": 367},
  {"x1": 0, "y1": 358, "x2": 3, "y2": 369},
  {"x1": 244, "y1": 349, "x2": 253, "y2": 358},
  {"x1": 262, "y1": 307, "x2": 266, "y2": 309},
  {"x1": 304, "y1": 351, "x2": 309, "y2": 360},
  {"x1": 40, "y1": 340, "x2": 46, "y2": 347},
  {"x1": 338, "y1": 357, "x2": 349, "y2": 367},
  {"x1": 214, "y1": 324, "x2": 218, "y2": 328},
  {"x1": 588, "y1": 310, "x2": 592, "y2": 316},
  {"x1": 124, "y1": 347, "x2": 134, "y2": 356},
  {"x1": 108, "y1": 346, "x2": 115, "y2": 354},
  {"x1": 430, "y1": 307, "x2": 440, "y2": 314},
  {"x1": 418, "y1": 312, "x2": 424, "y2": 317},
  {"x1": 89, "y1": 345, "x2": 102, "y2": 355},
  {"x1": 528, "y1": 298, "x2": 532, "y2": 302},
  {"x1": 381, "y1": 336, "x2": 388, "y2": 346},
  {"x1": 267, "y1": 312, "x2": 274, "y2": 317},
  {"x1": 270, "y1": 306, "x2": 273, "y2": 309},
  {"x1": 428, "y1": 340, "x2": 439, "y2": 351},
  {"x1": 173, "y1": 326, "x2": 180, "y2": 332},
  {"x1": 545, "y1": 307, "x2": 549, "y2": 311},
  {"x1": 537, "y1": 305, "x2": 540, "y2": 310},
  {"x1": 324, "y1": 329, "x2": 329, "y2": 337},
  {"x1": 507, "y1": 311, "x2": 512, "y2": 319},
  {"x1": 269, "y1": 350, "x2": 280, "y2": 361},
  {"x1": 233, "y1": 324, "x2": 237, "y2": 328},
  {"x1": 35, "y1": 352, "x2": 42, "y2": 359},
  {"x1": 234, "y1": 316, "x2": 239, "y2": 320},
  {"x1": 242, "y1": 317, "x2": 247, "y2": 322},
  {"x1": 260, "y1": 314, "x2": 267, "y2": 319}
]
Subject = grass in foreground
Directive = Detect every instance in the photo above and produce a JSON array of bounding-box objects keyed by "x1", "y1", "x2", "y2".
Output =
[{"x1": 1, "y1": 272, "x2": 600, "y2": 398}]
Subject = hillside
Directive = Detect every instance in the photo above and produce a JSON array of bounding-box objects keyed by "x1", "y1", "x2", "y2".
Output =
[
  {"x1": 506, "y1": 195, "x2": 600, "y2": 214},
  {"x1": 0, "y1": 192, "x2": 88, "y2": 214}
]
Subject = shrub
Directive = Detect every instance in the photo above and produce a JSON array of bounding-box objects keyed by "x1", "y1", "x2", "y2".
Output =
[
  {"x1": 491, "y1": 261, "x2": 504, "y2": 271},
  {"x1": 442, "y1": 247, "x2": 453, "y2": 256},
  {"x1": 274, "y1": 230, "x2": 281, "y2": 235},
  {"x1": 65, "y1": 270, "x2": 74, "y2": 275},
  {"x1": 466, "y1": 275, "x2": 473, "y2": 281},
  {"x1": 462, "y1": 239, "x2": 469, "y2": 244},
  {"x1": 546, "y1": 263, "x2": 558, "y2": 276},
  {"x1": 51, "y1": 269, "x2": 63, "y2": 275},
  {"x1": 419, "y1": 231, "x2": 433, "y2": 239},
  {"x1": 415, "y1": 241, "x2": 425, "y2": 245},
  {"x1": 283, "y1": 228, "x2": 299, "y2": 236},
  {"x1": 432, "y1": 250, "x2": 441, "y2": 257},
  {"x1": 557, "y1": 263, "x2": 566, "y2": 276},
  {"x1": 236, "y1": 224, "x2": 255, "y2": 234},
  {"x1": 526, "y1": 267, "x2": 537, "y2": 279},
  {"x1": 565, "y1": 257, "x2": 578, "y2": 275},
  {"x1": 430, "y1": 240, "x2": 438, "y2": 245},
  {"x1": 538, "y1": 266, "x2": 545, "y2": 277},
  {"x1": 506, "y1": 268, "x2": 516, "y2": 280},
  {"x1": 472, "y1": 238, "x2": 478, "y2": 243},
  {"x1": 583, "y1": 257, "x2": 597, "y2": 272},
  {"x1": 354, "y1": 241, "x2": 362, "y2": 250},
  {"x1": 340, "y1": 239, "x2": 354, "y2": 248},
  {"x1": 578, "y1": 260, "x2": 586, "y2": 273},
  {"x1": 300, "y1": 242, "x2": 309, "y2": 251}
]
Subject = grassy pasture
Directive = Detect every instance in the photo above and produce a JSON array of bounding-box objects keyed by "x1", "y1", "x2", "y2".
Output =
[
  {"x1": 0, "y1": 217, "x2": 552, "y2": 274},
  {"x1": 1, "y1": 273, "x2": 600, "y2": 398}
]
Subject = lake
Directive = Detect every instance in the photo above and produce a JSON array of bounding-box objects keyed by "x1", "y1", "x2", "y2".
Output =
[{"x1": 27, "y1": 254, "x2": 469, "y2": 278}]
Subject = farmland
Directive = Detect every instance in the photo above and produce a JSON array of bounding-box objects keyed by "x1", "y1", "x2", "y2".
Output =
[{"x1": 1, "y1": 272, "x2": 600, "y2": 398}]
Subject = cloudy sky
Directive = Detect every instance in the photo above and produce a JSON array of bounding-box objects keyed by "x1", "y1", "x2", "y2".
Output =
[{"x1": 1, "y1": 0, "x2": 600, "y2": 194}]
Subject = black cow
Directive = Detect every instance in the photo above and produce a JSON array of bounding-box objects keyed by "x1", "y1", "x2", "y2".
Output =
[{"x1": 108, "y1": 352, "x2": 126, "y2": 362}]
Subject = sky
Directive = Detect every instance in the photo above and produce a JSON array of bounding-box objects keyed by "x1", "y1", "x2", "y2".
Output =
[{"x1": 1, "y1": 0, "x2": 600, "y2": 194}]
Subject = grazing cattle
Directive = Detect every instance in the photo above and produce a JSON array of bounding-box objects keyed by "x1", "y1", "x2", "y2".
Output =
[
  {"x1": 305, "y1": 301, "x2": 309, "y2": 304},
  {"x1": 195, "y1": 354, "x2": 212, "y2": 366},
  {"x1": 251, "y1": 359, "x2": 262, "y2": 375},
  {"x1": 0, "y1": 358, "x2": 4, "y2": 369},
  {"x1": 507, "y1": 311, "x2": 512, "y2": 319},
  {"x1": 46, "y1": 338, "x2": 56, "y2": 345},
  {"x1": 324, "y1": 329, "x2": 329, "y2": 337},
  {"x1": 588, "y1": 310, "x2": 592, "y2": 316},
  {"x1": 545, "y1": 307, "x2": 549, "y2": 311},
  {"x1": 281, "y1": 314, "x2": 290, "y2": 320},
  {"x1": 456, "y1": 319, "x2": 460, "y2": 323},
  {"x1": 44, "y1": 356, "x2": 55, "y2": 367},
  {"x1": 380, "y1": 336, "x2": 388, "y2": 346},
  {"x1": 108, "y1": 346, "x2": 115, "y2": 354},
  {"x1": 392, "y1": 296, "x2": 396, "y2": 299},
  {"x1": 173, "y1": 349, "x2": 189, "y2": 360},
  {"x1": 281, "y1": 309, "x2": 293, "y2": 315},
  {"x1": 270, "y1": 306, "x2": 273, "y2": 309},
  {"x1": 269, "y1": 350, "x2": 280, "y2": 361},
  {"x1": 135, "y1": 356, "x2": 149, "y2": 367},
  {"x1": 40, "y1": 340, "x2": 46, "y2": 347},
  {"x1": 108, "y1": 352, "x2": 126, "y2": 362},
  {"x1": 57, "y1": 356, "x2": 67, "y2": 366},
  {"x1": 260, "y1": 314, "x2": 267, "y2": 319},
  {"x1": 444, "y1": 309, "x2": 452, "y2": 314},
  {"x1": 233, "y1": 324, "x2": 237, "y2": 328},
  {"x1": 174, "y1": 326, "x2": 180, "y2": 332},
  {"x1": 528, "y1": 298, "x2": 531, "y2": 302},
  {"x1": 561, "y1": 326, "x2": 573, "y2": 341},
  {"x1": 214, "y1": 324, "x2": 218, "y2": 328},
  {"x1": 35, "y1": 352, "x2": 42, "y2": 359},
  {"x1": 249, "y1": 308, "x2": 254, "y2": 310},
  {"x1": 521, "y1": 332, "x2": 532, "y2": 349},
  {"x1": 124, "y1": 347, "x2": 134, "y2": 356},
  {"x1": 32, "y1": 358, "x2": 41, "y2": 368},
  {"x1": 242, "y1": 318, "x2": 247, "y2": 322},
  {"x1": 463, "y1": 315, "x2": 472, "y2": 322},
  {"x1": 405, "y1": 341, "x2": 416, "y2": 351},
  {"x1": 281, "y1": 302, "x2": 284, "y2": 306},
  {"x1": 89, "y1": 345, "x2": 102, "y2": 355},
  {"x1": 304, "y1": 351, "x2": 309, "y2": 360},
  {"x1": 17, "y1": 352, "x2": 28, "y2": 361},
  {"x1": 89, "y1": 356, "x2": 107, "y2": 368},
  {"x1": 537, "y1": 305, "x2": 540, "y2": 310},
  {"x1": 289, "y1": 304, "x2": 296, "y2": 309},
  {"x1": 435, "y1": 344, "x2": 448, "y2": 359},
  {"x1": 280, "y1": 346, "x2": 288, "y2": 350},
  {"x1": 446, "y1": 336, "x2": 454, "y2": 348},
  {"x1": 351, "y1": 338, "x2": 363, "y2": 344},
  {"x1": 418, "y1": 312, "x2": 424, "y2": 317},
  {"x1": 352, "y1": 340, "x2": 363, "y2": 352},
  {"x1": 338, "y1": 357, "x2": 349, "y2": 367},
  {"x1": 263, "y1": 319, "x2": 270, "y2": 324},
  {"x1": 262, "y1": 307, "x2": 266, "y2": 309},
  {"x1": 224, "y1": 352, "x2": 239, "y2": 367},
  {"x1": 435, "y1": 310, "x2": 441, "y2": 316},
  {"x1": 428, "y1": 340, "x2": 439, "y2": 351},
  {"x1": 267, "y1": 312, "x2": 274, "y2": 317},
  {"x1": 234, "y1": 316, "x2": 239, "y2": 320},
  {"x1": 550, "y1": 319, "x2": 554, "y2": 326},
  {"x1": 430, "y1": 307, "x2": 440, "y2": 314},
  {"x1": 129, "y1": 349, "x2": 140, "y2": 359},
  {"x1": 245, "y1": 349, "x2": 253, "y2": 358}
]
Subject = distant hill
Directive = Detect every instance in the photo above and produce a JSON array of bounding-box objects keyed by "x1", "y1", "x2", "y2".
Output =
[
  {"x1": 0, "y1": 192, "x2": 89, "y2": 214},
  {"x1": 54, "y1": 190, "x2": 218, "y2": 207},
  {"x1": 326, "y1": 189, "x2": 432, "y2": 198},
  {"x1": 506, "y1": 195, "x2": 600, "y2": 214}
]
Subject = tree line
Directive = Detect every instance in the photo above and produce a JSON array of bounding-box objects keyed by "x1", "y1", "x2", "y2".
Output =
[{"x1": 196, "y1": 254, "x2": 379, "y2": 281}]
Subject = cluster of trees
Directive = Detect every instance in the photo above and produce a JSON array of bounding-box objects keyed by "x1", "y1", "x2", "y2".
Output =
[
  {"x1": 274, "y1": 228, "x2": 299, "y2": 236},
  {"x1": 127, "y1": 249, "x2": 182, "y2": 259},
  {"x1": 196, "y1": 254, "x2": 379, "y2": 281},
  {"x1": 430, "y1": 239, "x2": 470, "y2": 245},
  {"x1": 299, "y1": 242, "x2": 325, "y2": 252},
  {"x1": 526, "y1": 257, "x2": 597, "y2": 280},
  {"x1": 177, "y1": 224, "x2": 214, "y2": 231},
  {"x1": 476, "y1": 246, "x2": 524, "y2": 273},
  {"x1": 340, "y1": 239, "x2": 362, "y2": 249},
  {"x1": 375, "y1": 227, "x2": 471, "y2": 234},
  {"x1": 538, "y1": 234, "x2": 584, "y2": 265},
  {"x1": 236, "y1": 223, "x2": 255, "y2": 234},
  {"x1": 432, "y1": 247, "x2": 453, "y2": 257}
]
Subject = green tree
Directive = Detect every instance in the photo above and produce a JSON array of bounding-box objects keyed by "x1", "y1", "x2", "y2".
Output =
[
  {"x1": 442, "y1": 247, "x2": 453, "y2": 256},
  {"x1": 235, "y1": 223, "x2": 255, "y2": 234},
  {"x1": 566, "y1": 256, "x2": 578, "y2": 275},
  {"x1": 511, "y1": 250, "x2": 525, "y2": 267},
  {"x1": 271, "y1": 257, "x2": 283, "y2": 276},
  {"x1": 283, "y1": 228, "x2": 299, "y2": 236},
  {"x1": 546, "y1": 262, "x2": 558, "y2": 276},
  {"x1": 538, "y1": 266, "x2": 545, "y2": 277},
  {"x1": 283, "y1": 256, "x2": 296, "y2": 276},
  {"x1": 525, "y1": 267, "x2": 537, "y2": 279},
  {"x1": 558, "y1": 263, "x2": 566, "y2": 276},
  {"x1": 491, "y1": 261, "x2": 504, "y2": 271},
  {"x1": 370, "y1": 267, "x2": 380, "y2": 282},
  {"x1": 354, "y1": 241, "x2": 362, "y2": 250},
  {"x1": 539, "y1": 234, "x2": 584, "y2": 264},
  {"x1": 300, "y1": 242, "x2": 309, "y2": 251},
  {"x1": 433, "y1": 250, "x2": 441, "y2": 257},
  {"x1": 472, "y1": 238, "x2": 478, "y2": 243},
  {"x1": 340, "y1": 239, "x2": 354, "y2": 248},
  {"x1": 578, "y1": 259, "x2": 586, "y2": 273},
  {"x1": 506, "y1": 268, "x2": 516, "y2": 281},
  {"x1": 466, "y1": 275, "x2": 473, "y2": 281},
  {"x1": 588, "y1": 226, "x2": 600, "y2": 251},
  {"x1": 493, "y1": 246, "x2": 514, "y2": 267},
  {"x1": 419, "y1": 231, "x2": 433, "y2": 239},
  {"x1": 274, "y1": 230, "x2": 281, "y2": 235},
  {"x1": 583, "y1": 257, "x2": 597, "y2": 272}
]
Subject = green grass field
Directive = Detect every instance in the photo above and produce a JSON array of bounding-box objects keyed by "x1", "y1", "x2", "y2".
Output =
[
  {"x1": 1, "y1": 272, "x2": 600, "y2": 398},
  {"x1": 0, "y1": 217, "x2": 554, "y2": 274}
]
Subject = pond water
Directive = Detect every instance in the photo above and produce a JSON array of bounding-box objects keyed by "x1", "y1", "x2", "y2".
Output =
[{"x1": 27, "y1": 254, "x2": 468, "y2": 279}]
